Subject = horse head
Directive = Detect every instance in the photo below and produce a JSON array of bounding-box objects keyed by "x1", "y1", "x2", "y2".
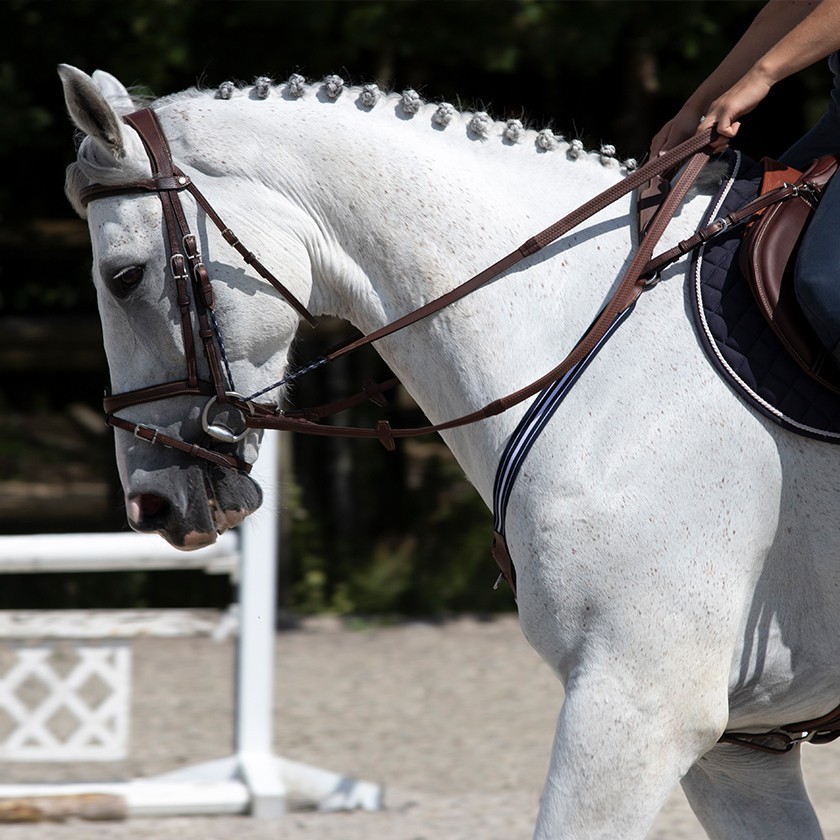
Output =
[{"x1": 59, "y1": 65, "x2": 311, "y2": 548}]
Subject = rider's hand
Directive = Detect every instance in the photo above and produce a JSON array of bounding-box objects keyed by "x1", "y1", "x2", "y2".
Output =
[
  {"x1": 650, "y1": 66, "x2": 773, "y2": 159},
  {"x1": 649, "y1": 104, "x2": 708, "y2": 158},
  {"x1": 701, "y1": 68, "x2": 772, "y2": 147}
]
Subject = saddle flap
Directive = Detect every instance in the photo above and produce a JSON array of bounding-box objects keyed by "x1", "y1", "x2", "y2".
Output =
[{"x1": 739, "y1": 154, "x2": 840, "y2": 390}]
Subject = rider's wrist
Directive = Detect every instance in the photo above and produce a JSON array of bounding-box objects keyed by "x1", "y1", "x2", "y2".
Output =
[{"x1": 751, "y1": 57, "x2": 781, "y2": 89}]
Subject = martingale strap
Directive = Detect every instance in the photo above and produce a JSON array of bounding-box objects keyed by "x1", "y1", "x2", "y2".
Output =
[
  {"x1": 489, "y1": 176, "x2": 815, "y2": 542},
  {"x1": 720, "y1": 702, "x2": 840, "y2": 753},
  {"x1": 492, "y1": 304, "x2": 636, "y2": 534},
  {"x1": 489, "y1": 305, "x2": 636, "y2": 597}
]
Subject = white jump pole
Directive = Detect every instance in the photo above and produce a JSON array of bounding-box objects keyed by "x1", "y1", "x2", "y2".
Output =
[
  {"x1": 152, "y1": 430, "x2": 384, "y2": 817},
  {"x1": 0, "y1": 431, "x2": 383, "y2": 818},
  {"x1": 234, "y1": 426, "x2": 285, "y2": 815}
]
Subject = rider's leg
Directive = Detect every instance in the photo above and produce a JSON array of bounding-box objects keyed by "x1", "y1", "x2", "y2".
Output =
[
  {"x1": 780, "y1": 53, "x2": 840, "y2": 358},
  {"x1": 792, "y1": 171, "x2": 840, "y2": 358}
]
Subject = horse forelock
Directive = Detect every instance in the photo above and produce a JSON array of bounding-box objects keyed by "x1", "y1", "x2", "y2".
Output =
[
  {"x1": 65, "y1": 129, "x2": 152, "y2": 218},
  {"x1": 64, "y1": 162, "x2": 89, "y2": 218}
]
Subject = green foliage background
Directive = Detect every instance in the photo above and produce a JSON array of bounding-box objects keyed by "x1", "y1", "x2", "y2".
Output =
[{"x1": 0, "y1": 0, "x2": 829, "y2": 614}]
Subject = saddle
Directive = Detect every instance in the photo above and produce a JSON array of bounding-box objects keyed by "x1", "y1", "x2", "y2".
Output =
[
  {"x1": 739, "y1": 154, "x2": 840, "y2": 391},
  {"x1": 640, "y1": 153, "x2": 840, "y2": 392}
]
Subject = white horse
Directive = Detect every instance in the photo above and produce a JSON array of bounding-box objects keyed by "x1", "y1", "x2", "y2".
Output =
[{"x1": 59, "y1": 64, "x2": 840, "y2": 839}]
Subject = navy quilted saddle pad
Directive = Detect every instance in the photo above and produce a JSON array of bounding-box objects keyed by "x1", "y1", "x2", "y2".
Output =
[{"x1": 691, "y1": 150, "x2": 840, "y2": 443}]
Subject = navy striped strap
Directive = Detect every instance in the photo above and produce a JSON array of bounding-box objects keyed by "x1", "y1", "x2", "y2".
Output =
[{"x1": 492, "y1": 303, "x2": 636, "y2": 535}]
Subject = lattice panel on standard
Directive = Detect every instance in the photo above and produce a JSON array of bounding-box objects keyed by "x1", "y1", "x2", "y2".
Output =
[{"x1": 0, "y1": 640, "x2": 131, "y2": 761}]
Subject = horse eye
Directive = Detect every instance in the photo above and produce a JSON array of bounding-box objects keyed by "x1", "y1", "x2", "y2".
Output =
[{"x1": 110, "y1": 265, "x2": 145, "y2": 297}]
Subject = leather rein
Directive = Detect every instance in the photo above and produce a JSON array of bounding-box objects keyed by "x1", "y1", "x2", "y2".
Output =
[{"x1": 81, "y1": 109, "x2": 751, "y2": 473}]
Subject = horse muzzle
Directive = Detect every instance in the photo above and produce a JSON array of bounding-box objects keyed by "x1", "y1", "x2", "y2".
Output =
[{"x1": 123, "y1": 459, "x2": 262, "y2": 549}]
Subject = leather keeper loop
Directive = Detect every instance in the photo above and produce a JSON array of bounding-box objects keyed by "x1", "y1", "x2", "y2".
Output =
[
  {"x1": 376, "y1": 421, "x2": 396, "y2": 451},
  {"x1": 363, "y1": 378, "x2": 389, "y2": 407},
  {"x1": 194, "y1": 264, "x2": 215, "y2": 308},
  {"x1": 520, "y1": 237, "x2": 542, "y2": 258}
]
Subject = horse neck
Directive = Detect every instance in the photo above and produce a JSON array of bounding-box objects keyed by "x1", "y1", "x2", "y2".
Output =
[{"x1": 170, "y1": 89, "x2": 636, "y2": 498}]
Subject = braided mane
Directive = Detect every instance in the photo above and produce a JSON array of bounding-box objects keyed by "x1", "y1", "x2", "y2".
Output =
[
  {"x1": 66, "y1": 72, "x2": 640, "y2": 219},
  {"x1": 162, "y1": 73, "x2": 639, "y2": 174}
]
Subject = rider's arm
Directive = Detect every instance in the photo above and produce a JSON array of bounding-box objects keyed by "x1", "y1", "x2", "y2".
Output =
[{"x1": 650, "y1": 0, "x2": 827, "y2": 155}]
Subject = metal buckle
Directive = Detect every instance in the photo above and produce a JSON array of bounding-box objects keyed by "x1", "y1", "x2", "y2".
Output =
[
  {"x1": 778, "y1": 729, "x2": 817, "y2": 747},
  {"x1": 795, "y1": 182, "x2": 820, "y2": 208},
  {"x1": 170, "y1": 253, "x2": 189, "y2": 279},
  {"x1": 133, "y1": 424, "x2": 159, "y2": 445},
  {"x1": 201, "y1": 392, "x2": 254, "y2": 443},
  {"x1": 785, "y1": 181, "x2": 818, "y2": 200}
]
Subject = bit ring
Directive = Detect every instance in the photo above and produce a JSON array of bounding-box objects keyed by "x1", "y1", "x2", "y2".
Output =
[{"x1": 201, "y1": 392, "x2": 254, "y2": 443}]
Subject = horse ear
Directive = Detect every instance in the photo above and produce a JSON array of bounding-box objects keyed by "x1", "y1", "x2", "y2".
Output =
[
  {"x1": 58, "y1": 63, "x2": 126, "y2": 158},
  {"x1": 91, "y1": 70, "x2": 137, "y2": 115}
]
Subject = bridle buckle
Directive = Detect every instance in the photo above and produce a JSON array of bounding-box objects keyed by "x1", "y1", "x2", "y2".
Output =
[{"x1": 133, "y1": 423, "x2": 160, "y2": 445}]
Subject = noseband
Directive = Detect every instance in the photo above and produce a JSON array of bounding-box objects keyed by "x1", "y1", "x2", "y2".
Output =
[{"x1": 81, "y1": 108, "x2": 727, "y2": 472}]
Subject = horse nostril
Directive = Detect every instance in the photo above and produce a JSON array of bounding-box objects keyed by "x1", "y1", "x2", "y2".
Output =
[{"x1": 128, "y1": 493, "x2": 169, "y2": 529}]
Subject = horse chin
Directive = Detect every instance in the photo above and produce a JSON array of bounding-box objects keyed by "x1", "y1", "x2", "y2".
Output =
[
  {"x1": 177, "y1": 529, "x2": 221, "y2": 551},
  {"x1": 208, "y1": 497, "x2": 251, "y2": 534},
  {"x1": 175, "y1": 506, "x2": 251, "y2": 550}
]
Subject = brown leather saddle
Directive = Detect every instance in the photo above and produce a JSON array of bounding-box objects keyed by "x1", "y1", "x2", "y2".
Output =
[
  {"x1": 739, "y1": 154, "x2": 840, "y2": 391},
  {"x1": 640, "y1": 153, "x2": 840, "y2": 392}
]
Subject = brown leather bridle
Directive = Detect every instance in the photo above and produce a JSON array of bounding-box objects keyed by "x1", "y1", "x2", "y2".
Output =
[
  {"x1": 79, "y1": 108, "x2": 733, "y2": 473},
  {"x1": 79, "y1": 108, "x2": 318, "y2": 472}
]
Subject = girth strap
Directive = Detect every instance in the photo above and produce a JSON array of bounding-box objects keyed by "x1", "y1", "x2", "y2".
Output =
[{"x1": 720, "y1": 699, "x2": 840, "y2": 753}]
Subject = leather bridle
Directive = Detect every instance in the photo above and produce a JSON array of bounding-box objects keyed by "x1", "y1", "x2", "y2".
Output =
[
  {"x1": 80, "y1": 108, "x2": 725, "y2": 473},
  {"x1": 79, "y1": 108, "x2": 317, "y2": 472}
]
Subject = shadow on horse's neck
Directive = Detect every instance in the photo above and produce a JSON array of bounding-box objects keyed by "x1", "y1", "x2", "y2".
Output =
[{"x1": 172, "y1": 89, "x2": 637, "y2": 494}]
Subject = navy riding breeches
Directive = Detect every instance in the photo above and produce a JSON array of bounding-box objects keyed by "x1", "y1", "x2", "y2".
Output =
[{"x1": 782, "y1": 52, "x2": 840, "y2": 357}]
